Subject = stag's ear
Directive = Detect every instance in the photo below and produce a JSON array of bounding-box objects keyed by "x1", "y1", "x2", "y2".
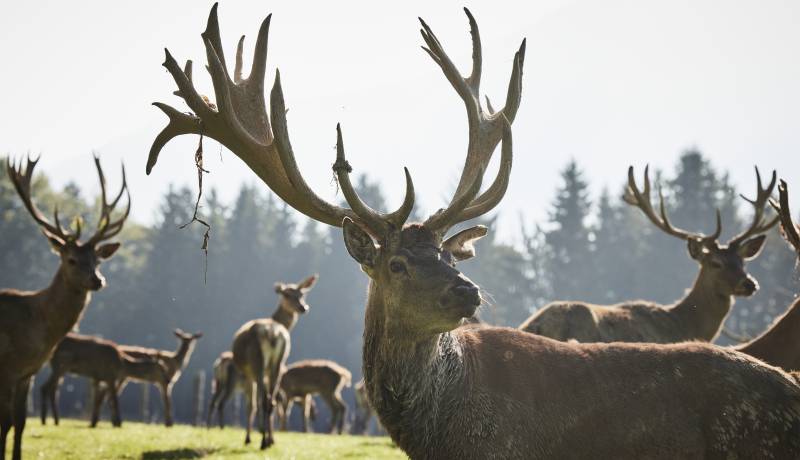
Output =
[
  {"x1": 95, "y1": 242, "x2": 121, "y2": 259},
  {"x1": 442, "y1": 226, "x2": 488, "y2": 262},
  {"x1": 343, "y1": 217, "x2": 378, "y2": 269},
  {"x1": 274, "y1": 283, "x2": 285, "y2": 293},
  {"x1": 737, "y1": 234, "x2": 767, "y2": 260},
  {"x1": 193, "y1": 331, "x2": 203, "y2": 339},
  {"x1": 298, "y1": 274, "x2": 318, "y2": 292},
  {"x1": 43, "y1": 230, "x2": 65, "y2": 253},
  {"x1": 174, "y1": 328, "x2": 185, "y2": 337},
  {"x1": 687, "y1": 238, "x2": 710, "y2": 261}
]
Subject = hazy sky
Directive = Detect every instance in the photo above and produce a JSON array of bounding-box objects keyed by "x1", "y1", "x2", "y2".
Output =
[{"x1": 1, "y1": 0, "x2": 798, "y2": 242}]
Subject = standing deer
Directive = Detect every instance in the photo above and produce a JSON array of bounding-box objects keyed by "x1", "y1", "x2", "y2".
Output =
[
  {"x1": 146, "y1": 5, "x2": 800, "y2": 457},
  {"x1": 275, "y1": 359, "x2": 351, "y2": 434},
  {"x1": 97, "y1": 329, "x2": 202, "y2": 427},
  {"x1": 0, "y1": 156, "x2": 128, "y2": 460},
  {"x1": 206, "y1": 350, "x2": 244, "y2": 428},
  {"x1": 230, "y1": 275, "x2": 317, "y2": 448},
  {"x1": 520, "y1": 166, "x2": 777, "y2": 343},
  {"x1": 39, "y1": 333, "x2": 167, "y2": 428},
  {"x1": 732, "y1": 181, "x2": 800, "y2": 370}
]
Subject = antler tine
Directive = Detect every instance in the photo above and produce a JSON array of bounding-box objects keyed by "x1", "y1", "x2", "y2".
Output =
[
  {"x1": 624, "y1": 165, "x2": 719, "y2": 242},
  {"x1": 772, "y1": 180, "x2": 800, "y2": 254},
  {"x1": 86, "y1": 158, "x2": 130, "y2": 246},
  {"x1": 729, "y1": 167, "x2": 779, "y2": 246},
  {"x1": 333, "y1": 124, "x2": 415, "y2": 236},
  {"x1": 419, "y1": 9, "x2": 526, "y2": 236},
  {"x1": 6, "y1": 155, "x2": 70, "y2": 241}
]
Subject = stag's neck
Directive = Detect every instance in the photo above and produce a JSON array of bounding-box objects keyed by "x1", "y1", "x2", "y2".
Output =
[
  {"x1": 38, "y1": 266, "x2": 92, "y2": 343},
  {"x1": 271, "y1": 306, "x2": 298, "y2": 331},
  {"x1": 362, "y1": 283, "x2": 465, "y2": 453},
  {"x1": 668, "y1": 267, "x2": 733, "y2": 341}
]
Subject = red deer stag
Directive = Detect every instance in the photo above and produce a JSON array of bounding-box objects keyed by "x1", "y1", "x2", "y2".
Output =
[
  {"x1": 275, "y1": 359, "x2": 351, "y2": 434},
  {"x1": 97, "y1": 329, "x2": 202, "y2": 427},
  {"x1": 732, "y1": 180, "x2": 800, "y2": 370},
  {"x1": 230, "y1": 275, "x2": 317, "y2": 448},
  {"x1": 40, "y1": 333, "x2": 167, "y2": 428},
  {"x1": 0, "y1": 156, "x2": 128, "y2": 460},
  {"x1": 520, "y1": 165, "x2": 777, "y2": 343},
  {"x1": 146, "y1": 5, "x2": 800, "y2": 458}
]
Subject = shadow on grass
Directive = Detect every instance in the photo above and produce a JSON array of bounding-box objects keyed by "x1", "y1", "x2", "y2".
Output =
[{"x1": 141, "y1": 448, "x2": 216, "y2": 459}]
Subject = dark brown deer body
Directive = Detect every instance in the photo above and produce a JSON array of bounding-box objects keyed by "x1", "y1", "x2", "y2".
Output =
[
  {"x1": 521, "y1": 167, "x2": 777, "y2": 343},
  {"x1": 231, "y1": 275, "x2": 317, "y2": 448},
  {"x1": 734, "y1": 181, "x2": 800, "y2": 370},
  {"x1": 98, "y1": 329, "x2": 202, "y2": 427},
  {"x1": 0, "y1": 157, "x2": 127, "y2": 460},
  {"x1": 276, "y1": 359, "x2": 351, "y2": 434},
  {"x1": 146, "y1": 5, "x2": 800, "y2": 458}
]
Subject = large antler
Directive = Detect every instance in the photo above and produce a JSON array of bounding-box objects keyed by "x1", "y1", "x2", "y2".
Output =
[
  {"x1": 772, "y1": 180, "x2": 800, "y2": 255},
  {"x1": 6, "y1": 156, "x2": 73, "y2": 242},
  {"x1": 420, "y1": 9, "x2": 526, "y2": 236},
  {"x1": 728, "y1": 167, "x2": 779, "y2": 246},
  {"x1": 147, "y1": 3, "x2": 413, "y2": 237},
  {"x1": 623, "y1": 165, "x2": 721, "y2": 244},
  {"x1": 85, "y1": 155, "x2": 131, "y2": 246},
  {"x1": 6, "y1": 155, "x2": 129, "y2": 246}
]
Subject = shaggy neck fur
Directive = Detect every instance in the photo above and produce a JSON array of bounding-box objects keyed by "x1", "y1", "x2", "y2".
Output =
[
  {"x1": 39, "y1": 266, "x2": 92, "y2": 346},
  {"x1": 362, "y1": 282, "x2": 466, "y2": 457},
  {"x1": 667, "y1": 266, "x2": 733, "y2": 341},
  {"x1": 271, "y1": 304, "x2": 299, "y2": 331}
]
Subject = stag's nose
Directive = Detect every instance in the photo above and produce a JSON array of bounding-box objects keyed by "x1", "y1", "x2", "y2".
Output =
[
  {"x1": 448, "y1": 277, "x2": 481, "y2": 307},
  {"x1": 88, "y1": 273, "x2": 106, "y2": 291},
  {"x1": 735, "y1": 277, "x2": 758, "y2": 297}
]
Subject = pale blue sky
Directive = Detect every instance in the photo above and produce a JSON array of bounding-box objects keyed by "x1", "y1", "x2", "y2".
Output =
[{"x1": 1, "y1": 0, "x2": 798, "y2": 242}]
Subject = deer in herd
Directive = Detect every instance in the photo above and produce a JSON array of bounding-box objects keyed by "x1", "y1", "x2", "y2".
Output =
[
  {"x1": 351, "y1": 378, "x2": 382, "y2": 436},
  {"x1": 229, "y1": 275, "x2": 317, "y2": 448},
  {"x1": 275, "y1": 359, "x2": 351, "y2": 434},
  {"x1": 95, "y1": 329, "x2": 202, "y2": 427},
  {"x1": 0, "y1": 156, "x2": 128, "y2": 460},
  {"x1": 39, "y1": 333, "x2": 169, "y2": 428},
  {"x1": 206, "y1": 351, "x2": 242, "y2": 428},
  {"x1": 520, "y1": 165, "x2": 778, "y2": 343},
  {"x1": 732, "y1": 181, "x2": 800, "y2": 370},
  {"x1": 147, "y1": 4, "x2": 800, "y2": 457}
]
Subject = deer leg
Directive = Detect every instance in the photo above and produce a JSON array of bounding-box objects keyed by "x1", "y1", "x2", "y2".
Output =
[
  {"x1": 39, "y1": 374, "x2": 54, "y2": 425},
  {"x1": 257, "y1": 379, "x2": 271, "y2": 449},
  {"x1": 244, "y1": 382, "x2": 255, "y2": 445},
  {"x1": 261, "y1": 361, "x2": 283, "y2": 449},
  {"x1": 206, "y1": 385, "x2": 220, "y2": 429},
  {"x1": 90, "y1": 381, "x2": 103, "y2": 428},
  {"x1": 302, "y1": 396, "x2": 313, "y2": 433},
  {"x1": 11, "y1": 378, "x2": 31, "y2": 460},
  {"x1": 0, "y1": 385, "x2": 13, "y2": 460},
  {"x1": 216, "y1": 380, "x2": 235, "y2": 429},
  {"x1": 107, "y1": 381, "x2": 122, "y2": 427},
  {"x1": 161, "y1": 383, "x2": 173, "y2": 427}
]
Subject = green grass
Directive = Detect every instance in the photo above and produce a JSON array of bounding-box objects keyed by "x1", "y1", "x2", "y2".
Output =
[{"x1": 17, "y1": 418, "x2": 407, "y2": 459}]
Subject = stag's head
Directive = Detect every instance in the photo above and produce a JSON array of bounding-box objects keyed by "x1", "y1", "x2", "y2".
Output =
[
  {"x1": 625, "y1": 166, "x2": 778, "y2": 298},
  {"x1": 7, "y1": 156, "x2": 130, "y2": 291},
  {"x1": 275, "y1": 274, "x2": 318, "y2": 314},
  {"x1": 147, "y1": 5, "x2": 524, "y2": 336}
]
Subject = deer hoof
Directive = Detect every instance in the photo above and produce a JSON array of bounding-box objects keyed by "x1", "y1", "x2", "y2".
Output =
[{"x1": 260, "y1": 438, "x2": 274, "y2": 450}]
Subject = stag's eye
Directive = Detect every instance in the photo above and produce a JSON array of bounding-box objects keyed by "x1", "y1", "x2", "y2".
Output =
[{"x1": 389, "y1": 260, "x2": 407, "y2": 274}]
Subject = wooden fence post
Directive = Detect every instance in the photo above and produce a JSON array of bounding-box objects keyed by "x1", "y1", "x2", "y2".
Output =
[
  {"x1": 141, "y1": 383, "x2": 150, "y2": 423},
  {"x1": 192, "y1": 370, "x2": 206, "y2": 426}
]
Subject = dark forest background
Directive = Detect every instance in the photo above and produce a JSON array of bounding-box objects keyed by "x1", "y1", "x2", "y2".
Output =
[{"x1": 1, "y1": 149, "x2": 798, "y2": 430}]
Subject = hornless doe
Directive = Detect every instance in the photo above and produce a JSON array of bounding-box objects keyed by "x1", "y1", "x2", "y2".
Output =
[
  {"x1": 232, "y1": 275, "x2": 317, "y2": 447},
  {"x1": 146, "y1": 5, "x2": 800, "y2": 458},
  {"x1": 276, "y1": 359, "x2": 351, "y2": 434},
  {"x1": 521, "y1": 166, "x2": 777, "y2": 343},
  {"x1": 96, "y1": 329, "x2": 202, "y2": 427},
  {"x1": 733, "y1": 181, "x2": 800, "y2": 370},
  {"x1": 0, "y1": 156, "x2": 128, "y2": 460},
  {"x1": 206, "y1": 351, "x2": 243, "y2": 428},
  {"x1": 40, "y1": 333, "x2": 168, "y2": 428}
]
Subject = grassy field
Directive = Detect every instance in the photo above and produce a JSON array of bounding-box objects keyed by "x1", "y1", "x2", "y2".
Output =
[{"x1": 15, "y1": 418, "x2": 406, "y2": 459}]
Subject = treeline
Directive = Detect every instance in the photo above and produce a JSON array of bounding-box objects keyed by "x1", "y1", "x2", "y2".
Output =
[{"x1": 0, "y1": 149, "x2": 797, "y2": 426}]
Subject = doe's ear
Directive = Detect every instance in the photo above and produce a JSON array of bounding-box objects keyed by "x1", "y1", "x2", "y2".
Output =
[
  {"x1": 737, "y1": 234, "x2": 767, "y2": 260},
  {"x1": 342, "y1": 217, "x2": 378, "y2": 268},
  {"x1": 442, "y1": 225, "x2": 488, "y2": 262},
  {"x1": 95, "y1": 242, "x2": 121, "y2": 259},
  {"x1": 298, "y1": 274, "x2": 318, "y2": 292},
  {"x1": 687, "y1": 238, "x2": 710, "y2": 261}
]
